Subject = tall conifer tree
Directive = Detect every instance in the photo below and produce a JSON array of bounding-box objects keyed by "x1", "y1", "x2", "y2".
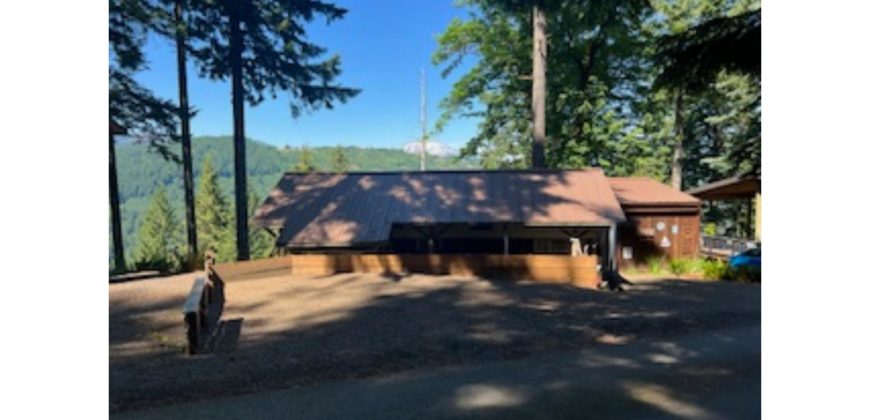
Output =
[
  {"x1": 134, "y1": 186, "x2": 182, "y2": 271},
  {"x1": 196, "y1": 154, "x2": 234, "y2": 261}
]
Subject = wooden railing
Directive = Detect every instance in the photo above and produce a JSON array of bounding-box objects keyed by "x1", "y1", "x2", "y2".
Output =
[
  {"x1": 182, "y1": 252, "x2": 225, "y2": 355},
  {"x1": 700, "y1": 235, "x2": 758, "y2": 258}
]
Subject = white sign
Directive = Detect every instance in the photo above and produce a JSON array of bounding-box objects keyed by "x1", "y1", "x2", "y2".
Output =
[
  {"x1": 671, "y1": 225, "x2": 679, "y2": 234},
  {"x1": 656, "y1": 221, "x2": 666, "y2": 231},
  {"x1": 660, "y1": 236, "x2": 671, "y2": 248}
]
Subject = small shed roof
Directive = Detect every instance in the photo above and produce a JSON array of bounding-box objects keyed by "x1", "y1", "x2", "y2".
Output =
[
  {"x1": 686, "y1": 176, "x2": 760, "y2": 200},
  {"x1": 255, "y1": 169, "x2": 626, "y2": 247},
  {"x1": 608, "y1": 177, "x2": 700, "y2": 206}
]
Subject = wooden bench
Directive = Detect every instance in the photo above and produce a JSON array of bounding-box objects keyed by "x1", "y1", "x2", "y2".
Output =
[{"x1": 182, "y1": 252, "x2": 224, "y2": 355}]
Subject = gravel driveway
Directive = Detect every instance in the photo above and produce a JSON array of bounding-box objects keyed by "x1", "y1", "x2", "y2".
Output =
[{"x1": 110, "y1": 271, "x2": 760, "y2": 413}]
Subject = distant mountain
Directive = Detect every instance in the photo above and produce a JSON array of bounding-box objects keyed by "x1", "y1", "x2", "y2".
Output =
[
  {"x1": 111, "y1": 136, "x2": 477, "y2": 263},
  {"x1": 401, "y1": 141, "x2": 458, "y2": 157}
]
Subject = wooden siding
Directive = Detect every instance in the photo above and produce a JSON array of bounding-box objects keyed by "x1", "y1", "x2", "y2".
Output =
[
  {"x1": 218, "y1": 254, "x2": 602, "y2": 289},
  {"x1": 617, "y1": 212, "x2": 700, "y2": 267}
]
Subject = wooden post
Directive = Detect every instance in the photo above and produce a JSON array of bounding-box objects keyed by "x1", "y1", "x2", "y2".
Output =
[
  {"x1": 754, "y1": 192, "x2": 762, "y2": 242},
  {"x1": 531, "y1": 5, "x2": 547, "y2": 168}
]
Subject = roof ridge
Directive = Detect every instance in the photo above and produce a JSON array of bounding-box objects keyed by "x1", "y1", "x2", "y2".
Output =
[{"x1": 282, "y1": 168, "x2": 606, "y2": 176}]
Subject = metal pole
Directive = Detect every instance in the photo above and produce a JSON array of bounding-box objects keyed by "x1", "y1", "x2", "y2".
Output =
[{"x1": 608, "y1": 225, "x2": 617, "y2": 271}]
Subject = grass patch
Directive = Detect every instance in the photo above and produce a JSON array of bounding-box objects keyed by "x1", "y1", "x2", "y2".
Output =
[
  {"x1": 701, "y1": 259, "x2": 729, "y2": 280},
  {"x1": 646, "y1": 257, "x2": 666, "y2": 275},
  {"x1": 668, "y1": 258, "x2": 690, "y2": 277}
]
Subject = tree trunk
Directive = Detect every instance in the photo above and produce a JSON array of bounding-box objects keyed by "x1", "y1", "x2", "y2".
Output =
[
  {"x1": 230, "y1": 4, "x2": 249, "y2": 261},
  {"x1": 175, "y1": 0, "x2": 198, "y2": 268},
  {"x1": 670, "y1": 89, "x2": 684, "y2": 190},
  {"x1": 531, "y1": 5, "x2": 547, "y2": 169},
  {"x1": 109, "y1": 132, "x2": 126, "y2": 272}
]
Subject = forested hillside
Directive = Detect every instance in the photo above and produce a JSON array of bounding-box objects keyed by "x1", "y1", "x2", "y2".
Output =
[{"x1": 112, "y1": 136, "x2": 478, "y2": 264}]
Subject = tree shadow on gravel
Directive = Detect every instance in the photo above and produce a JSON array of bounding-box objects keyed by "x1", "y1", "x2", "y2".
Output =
[{"x1": 109, "y1": 275, "x2": 760, "y2": 416}]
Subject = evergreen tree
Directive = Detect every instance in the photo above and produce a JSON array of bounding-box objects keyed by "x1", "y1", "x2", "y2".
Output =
[
  {"x1": 294, "y1": 147, "x2": 317, "y2": 172},
  {"x1": 248, "y1": 188, "x2": 274, "y2": 259},
  {"x1": 134, "y1": 186, "x2": 183, "y2": 271},
  {"x1": 180, "y1": 0, "x2": 360, "y2": 261},
  {"x1": 110, "y1": 0, "x2": 181, "y2": 272},
  {"x1": 196, "y1": 154, "x2": 234, "y2": 262},
  {"x1": 330, "y1": 146, "x2": 350, "y2": 172},
  {"x1": 433, "y1": 0, "x2": 650, "y2": 170}
]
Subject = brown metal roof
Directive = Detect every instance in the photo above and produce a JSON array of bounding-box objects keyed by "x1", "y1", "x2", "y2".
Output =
[
  {"x1": 608, "y1": 177, "x2": 700, "y2": 206},
  {"x1": 685, "y1": 176, "x2": 760, "y2": 200},
  {"x1": 254, "y1": 169, "x2": 627, "y2": 247}
]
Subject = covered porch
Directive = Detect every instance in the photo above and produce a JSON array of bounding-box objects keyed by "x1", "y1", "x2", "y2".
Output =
[{"x1": 686, "y1": 176, "x2": 761, "y2": 258}]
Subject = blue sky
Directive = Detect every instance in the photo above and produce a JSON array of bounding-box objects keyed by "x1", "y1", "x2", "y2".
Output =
[{"x1": 133, "y1": 0, "x2": 480, "y2": 150}]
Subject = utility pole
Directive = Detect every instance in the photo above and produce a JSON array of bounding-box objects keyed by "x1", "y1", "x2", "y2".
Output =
[
  {"x1": 531, "y1": 5, "x2": 547, "y2": 169},
  {"x1": 419, "y1": 68, "x2": 427, "y2": 171},
  {"x1": 175, "y1": 0, "x2": 198, "y2": 267},
  {"x1": 230, "y1": 2, "x2": 249, "y2": 261}
]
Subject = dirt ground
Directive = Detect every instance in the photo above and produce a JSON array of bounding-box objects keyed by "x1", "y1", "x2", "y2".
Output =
[{"x1": 109, "y1": 271, "x2": 760, "y2": 413}]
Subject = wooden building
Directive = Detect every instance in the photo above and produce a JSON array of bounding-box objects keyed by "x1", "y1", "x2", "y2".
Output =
[
  {"x1": 608, "y1": 177, "x2": 701, "y2": 267},
  {"x1": 254, "y1": 169, "x2": 700, "y2": 272}
]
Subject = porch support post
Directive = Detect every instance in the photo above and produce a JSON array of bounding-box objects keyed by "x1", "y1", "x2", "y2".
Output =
[
  {"x1": 608, "y1": 224, "x2": 618, "y2": 271},
  {"x1": 502, "y1": 224, "x2": 509, "y2": 255},
  {"x1": 754, "y1": 192, "x2": 761, "y2": 242}
]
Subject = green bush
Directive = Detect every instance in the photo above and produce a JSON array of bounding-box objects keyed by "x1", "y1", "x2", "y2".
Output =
[
  {"x1": 669, "y1": 258, "x2": 690, "y2": 277},
  {"x1": 685, "y1": 257, "x2": 707, "y2": 274},
  {"x1": 701, "y1": 259, "x2": 729, "y2": 280},
  {"x1": 646, "y1": 257, "x2": 665, "y2": 275}
]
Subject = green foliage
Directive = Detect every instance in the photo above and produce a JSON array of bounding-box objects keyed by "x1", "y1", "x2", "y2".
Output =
[
  {"x1": 330, "y1": 146, "x2": 351, "y2": 172},
  {"x1": 701, "y1": 259, "x2": 729, "y2": 280},
  {"x1": 183, "y1": 0, "x2": 360, "y2": 115},
  {"x1": 703, "y1": 222, "x2": 717, "y2": 236},
  {"x1": 294, "y1": 147, "x2": 317, "y2": 172},
  {"x1": 134, "y1": 186, "x2": 183, "y2": 271},
  {"x1": 433, "y1": 0, "x2": 761, "y2": 183},
  {"x1": 109, "y1": 1, "x2": 180, "y2": 160},
  {"x1": 112, "y1": 137, "x2": 478, "y2": 261},
  {"x1": 248, "y1": 188, "x2": 274, "y2": 259},
  {"x1": 668, "y1": 258, "x2": 690, "y2": 277},
  {"x1": 646, "y1": 257, "x2": 665, "y2": 275},
  {"x1": 196, "y1": 154, "x2": 235, "y2": 262}
]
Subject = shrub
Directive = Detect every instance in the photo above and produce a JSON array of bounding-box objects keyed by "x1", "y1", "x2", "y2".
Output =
[
  {"x1": 701, "y1": 259, "x2": 729, "y2": 280},
  {"x1": 669, "y1": 258, "x2": 690, "y2": 277},
  {"x1": 646, "y1": 257, "x2": 665, "y2": 275},
  {"x1": 685, "y1": 257, "x2": 706, "y2": 274}
]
